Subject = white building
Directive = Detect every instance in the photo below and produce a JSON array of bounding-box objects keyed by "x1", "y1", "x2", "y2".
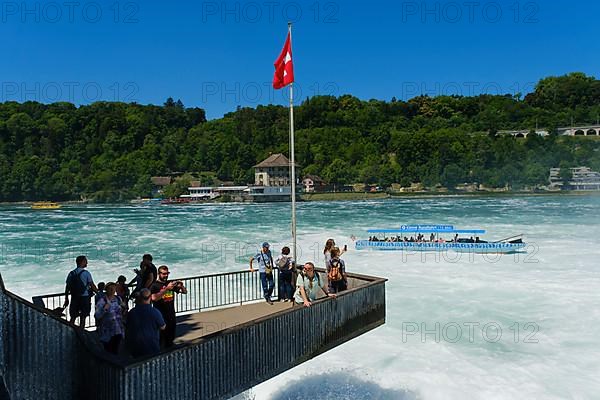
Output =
[{"x1": 549, "y1": 167, "x2": 600, "y2": 190}]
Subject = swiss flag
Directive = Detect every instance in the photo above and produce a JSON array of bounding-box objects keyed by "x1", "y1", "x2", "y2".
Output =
[{"x1": 273, "y1": 31, "x2": 294, "y2": 89}]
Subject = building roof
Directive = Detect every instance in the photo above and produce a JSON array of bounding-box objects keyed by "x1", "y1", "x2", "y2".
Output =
[
  {"x1": 303, "y1": 175, "x2": 326, "y2": 184},
  {"x1": 254, "y1": 153, "x2": 295, "y2": 168},
  {"x1": 151, "y1": 176, "x2": 172, "y2": 186}
]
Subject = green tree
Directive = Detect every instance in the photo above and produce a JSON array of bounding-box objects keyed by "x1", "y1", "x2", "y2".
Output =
[
  {"x1": 323, "y1": 159, "x2": 352, "y2": 184},
  {"x1": 441, "y1": 164, "x2": 466, "y2": 190},
  {"x1": 163, "y1": 174, "x2": 194, "y2": 198}
]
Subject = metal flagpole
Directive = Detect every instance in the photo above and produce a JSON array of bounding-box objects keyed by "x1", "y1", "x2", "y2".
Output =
[{"x1": 288, "y1": 22, "x2": 297, "y2": 265}]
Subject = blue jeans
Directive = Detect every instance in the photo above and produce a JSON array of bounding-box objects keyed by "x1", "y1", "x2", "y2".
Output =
[
  {"x1": 278, "y1": 271, "x2": 294, "y2": 300},
  {"x1": 260, "y1": 272, "x2": 275, "y2": 300}
]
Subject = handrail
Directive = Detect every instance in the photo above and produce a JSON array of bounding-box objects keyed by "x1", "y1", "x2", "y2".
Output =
[
  {"x1": 33, "y1": 268, "x2": 280, "y2": 328},
  {"x1": 0, "y1": 269, "x2": 387, "y2": 399},
  {"x1": 31, "y1": 268, "x2": 385, "y2": 329},
  {"x1": 120, "y1": 269, "x2": 387, "y2": 371}
]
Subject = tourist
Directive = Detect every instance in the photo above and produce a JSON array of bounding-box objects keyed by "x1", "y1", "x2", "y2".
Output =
[
  {"x1": 295, "y1": 262, "x2": 332, "y2": 307},
  {"x1": 115, "y1": 275, "x2": 130, "y2": 304},
  {"x1": 63, "y1": 255, "x2": 98, "y2": 328},
  {"x1": 249, "y1": 242, "x2": 275, "y2": 304},
  {"x1": 276, "y1": 246, "x2": 294, "y2": 302},
  {"x1": 140, "y1": 254, "x2": 157, "y2": 290},
  {"x1": 129, "y1": 254, "x2": 154, "y2": 299},
  {"x1": 125, "y1": 288, "x2": 165, "y2": 358},
  {"x1": 151, "y1": 265, "x2": 187, "y2": 349},
  {"x1": 323, "y1": 238, "x2": 346, "y2": 269},
  {"x1": 327, "y1": 247, "x2": 348, "y2": 294},
  {"x1": 94, "y1": 282, "x2": 106, "y2": 305},
  {"x1": 324, "y1": 239, "x2": 334, "y2": 268},
  {"x1": 94, "y1": 282, "x2": 126, "y2": 355}
]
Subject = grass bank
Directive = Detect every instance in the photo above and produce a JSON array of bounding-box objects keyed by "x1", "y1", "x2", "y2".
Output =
[{"x1": 300, "y1": 192, "x2": 391, "y2": 201}]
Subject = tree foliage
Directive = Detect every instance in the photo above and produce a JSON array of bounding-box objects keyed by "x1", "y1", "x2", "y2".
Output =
[{"x1": 0, "y1": 73, "x2": 599, "y2": 201}]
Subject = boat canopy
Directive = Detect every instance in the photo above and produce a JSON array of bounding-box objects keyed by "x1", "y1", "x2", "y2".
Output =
[{"x1": 367, "y1": 225, "x2": 486, "y2": 234}]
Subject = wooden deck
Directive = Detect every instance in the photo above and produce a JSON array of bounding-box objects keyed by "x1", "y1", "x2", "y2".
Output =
[
  {"x1": 174, "y1": 276, "x2": 365, "y2": 343},
  {"x1": 175, "y1": 300, "x2": 294, "y2": 343}
]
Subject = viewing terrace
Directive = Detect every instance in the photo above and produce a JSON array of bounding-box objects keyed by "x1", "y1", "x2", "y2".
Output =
[{"x1": 0, "y1": 268, "x2": 386, "y2": 400}]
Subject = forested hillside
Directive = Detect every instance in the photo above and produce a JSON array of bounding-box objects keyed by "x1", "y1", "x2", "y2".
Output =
[{"x1": 1, "y1": 73, "x2": 599, "y2": 202}]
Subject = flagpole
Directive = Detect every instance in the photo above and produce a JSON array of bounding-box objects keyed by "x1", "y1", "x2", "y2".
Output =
[{"x1": 288, "y1": 22, "x2": 297, "y2": 266}]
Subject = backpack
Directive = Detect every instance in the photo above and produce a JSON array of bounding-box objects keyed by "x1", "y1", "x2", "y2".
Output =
[
  {"x1": 277, "y1": 256, "x2": 292, "y2": 271},
  {"x1": 328, "y1": 258, "x2": 343, "y2": 282},
  {"x1": 300, "y1": 271, "x2": 321, "y2": 287},
  {"x1": 67, "y1": 268, "x2": 87, "y2": 297}
]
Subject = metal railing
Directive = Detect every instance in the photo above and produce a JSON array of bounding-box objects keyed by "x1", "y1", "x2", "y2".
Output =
[
  {"x1": 33, "y1": 269, "x2": 280, "y2": 328},
  {"x1": 1, "y1": 269, "x2": 387, "y2": 400}
]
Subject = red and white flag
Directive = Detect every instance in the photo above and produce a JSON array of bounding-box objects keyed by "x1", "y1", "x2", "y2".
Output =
[{"x1": 272, "y1": 31, "x2": 294, "y2": 89}]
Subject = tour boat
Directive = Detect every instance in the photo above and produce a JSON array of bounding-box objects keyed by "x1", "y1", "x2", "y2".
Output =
[
  {"x1": 31, "y1": 202, "x2": 61, "y2": 210},
  {"x1": 355, "y1": 225, "x2": 526, "y2": 254}
]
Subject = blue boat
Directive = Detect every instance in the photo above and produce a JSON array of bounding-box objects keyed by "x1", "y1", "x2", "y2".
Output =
[{"x1": 355, "y1": 225, "x2": 526, "y2": 254}]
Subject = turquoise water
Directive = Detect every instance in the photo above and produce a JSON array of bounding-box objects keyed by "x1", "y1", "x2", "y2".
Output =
[{"x1": 2, "y1": 195, "x2": 600, "y2": 399}]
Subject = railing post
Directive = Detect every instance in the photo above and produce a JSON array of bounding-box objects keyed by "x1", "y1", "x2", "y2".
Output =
[
  {"x1": 0, "y1": 273, "x2": 6, "y2": 379},
  {"x1": 0, "y1": 274, "x2": 10, "y2": 400}
]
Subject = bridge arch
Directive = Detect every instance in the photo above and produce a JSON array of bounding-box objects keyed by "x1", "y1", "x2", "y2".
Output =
[
  {"x1": 575, "y1": 129, "x2": 585, "y2": 136},
  {"x1": 586, "y1": 129, "x2": 598, "y2": 136}
]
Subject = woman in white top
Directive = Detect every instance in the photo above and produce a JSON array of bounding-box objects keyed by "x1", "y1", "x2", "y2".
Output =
[{"x1": 323, "y1": 238, "x2": 346, "y2": 268}]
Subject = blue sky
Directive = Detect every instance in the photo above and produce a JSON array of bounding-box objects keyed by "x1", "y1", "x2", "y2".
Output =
[{"x1": 1, "y1": 0, "x2": 599, "y2": 119}]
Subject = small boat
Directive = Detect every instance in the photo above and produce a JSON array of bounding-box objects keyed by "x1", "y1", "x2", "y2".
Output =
[
  {"x1": 130, "y1": 198, "x2": 163, "y2": 205},
  {"x1": 160, "y1": 197, "x2": 192, "y2": 205},
  {"x1": 356, "y1": 225, "x2": 526, "y2": 254},
  {"x1": 31, "y1": 202, "x2": 61, "y2": 210}
]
